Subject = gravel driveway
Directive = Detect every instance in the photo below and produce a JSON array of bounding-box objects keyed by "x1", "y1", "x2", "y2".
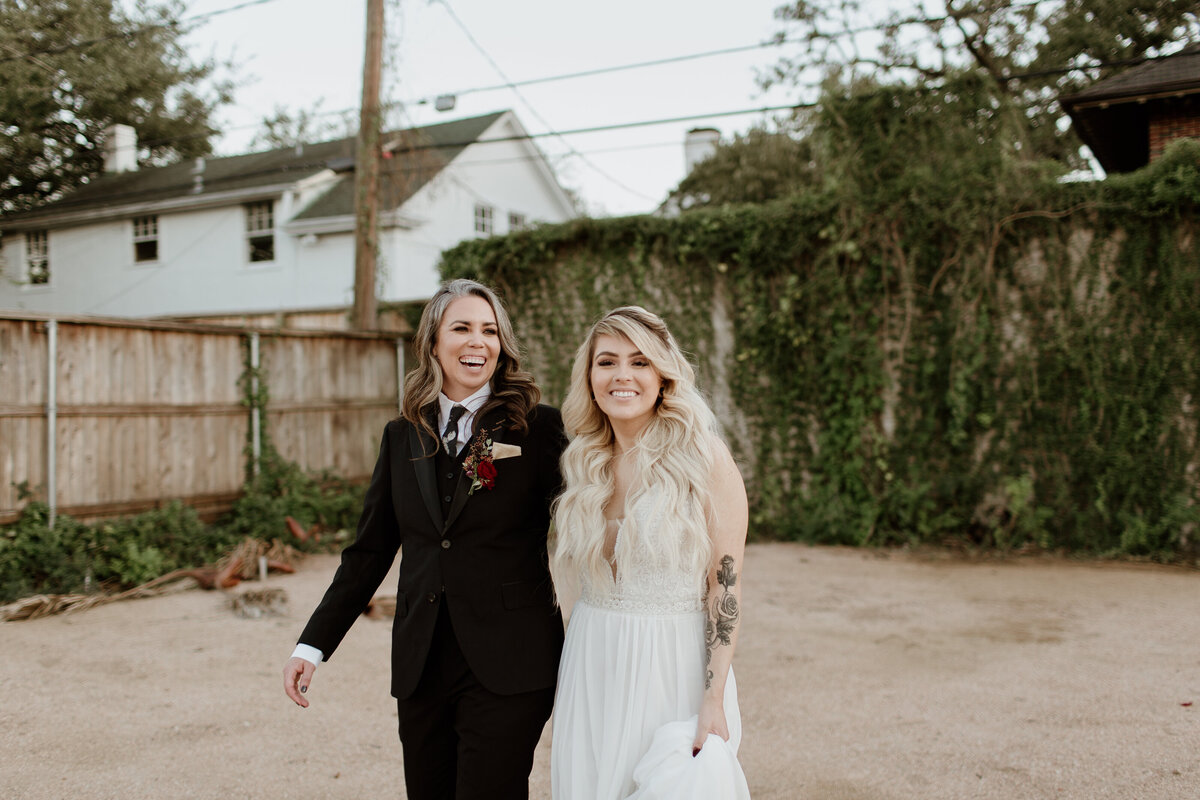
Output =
[{"x1": 1, "y1": 543, "x2": 1196, "y2": 799}]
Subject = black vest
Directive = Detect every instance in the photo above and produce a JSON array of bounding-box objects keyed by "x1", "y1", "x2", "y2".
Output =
[{"x1": 434, "y1": 441, "x2": 468, "y2": 519}]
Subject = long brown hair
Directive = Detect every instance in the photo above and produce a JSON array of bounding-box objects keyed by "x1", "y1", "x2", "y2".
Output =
[{"x1": 402, "y1": 279, "x2": 540, "y2": 445}]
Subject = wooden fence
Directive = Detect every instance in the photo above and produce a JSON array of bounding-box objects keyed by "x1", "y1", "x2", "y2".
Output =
[
  {"x1": 0, "y1": 313, "x2": 408, "y2": 525},
  {"x1": 161, "y1": 304, "x2": 414, "y2": 333}
]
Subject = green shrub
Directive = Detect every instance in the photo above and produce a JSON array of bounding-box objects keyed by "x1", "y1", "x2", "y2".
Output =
[{"x1": 0, "y1": 459, "x2": 364, "y2": 604}]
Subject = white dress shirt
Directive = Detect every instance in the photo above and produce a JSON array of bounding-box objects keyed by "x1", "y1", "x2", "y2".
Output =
[
  {"x1": 437, "y1": 383, "x2": 492, "y2": 455},
  {"x1": 290, "y1": 385, "x2": 493, "y2": 669}
]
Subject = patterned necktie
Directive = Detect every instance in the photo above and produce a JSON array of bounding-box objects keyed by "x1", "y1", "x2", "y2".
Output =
[{"x1": 441, "y1": 405, "x2": 467, "y2": 457}]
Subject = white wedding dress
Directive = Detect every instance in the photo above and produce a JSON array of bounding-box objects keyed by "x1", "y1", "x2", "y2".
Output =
[{"x1": 550, "y1": 496, "x2": 750, "y2": 800}]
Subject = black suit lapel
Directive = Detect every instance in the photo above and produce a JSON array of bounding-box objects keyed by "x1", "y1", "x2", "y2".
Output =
[
  {"x1": 444, "y1": 407, "x2": 507, "y2": 532},
  {"x1": 408, "y1": 407, "x2": 444, "y2": 531}
]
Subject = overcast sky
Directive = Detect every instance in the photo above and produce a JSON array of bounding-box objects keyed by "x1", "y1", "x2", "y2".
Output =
[{"x1": 182, "y1": 0, "x2": 897, "y2": 216}]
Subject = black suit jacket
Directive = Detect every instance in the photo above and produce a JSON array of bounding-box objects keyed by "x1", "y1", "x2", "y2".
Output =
[{"x1": 298, "y1": 403, "x2": 567, "y2": 699}]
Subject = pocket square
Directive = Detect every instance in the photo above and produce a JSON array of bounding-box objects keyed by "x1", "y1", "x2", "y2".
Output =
[{"x1": 492, "y1": 442, "x2": 522, "y2": 460}]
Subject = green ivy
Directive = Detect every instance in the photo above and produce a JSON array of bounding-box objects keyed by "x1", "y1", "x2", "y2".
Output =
[{"x1": 439, "y1": 138, "x2": 1200, "y2": 561}]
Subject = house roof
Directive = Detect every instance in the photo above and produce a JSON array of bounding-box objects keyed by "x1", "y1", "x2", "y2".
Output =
[
  {"x1": 292, "y1": 111, "x2": 507, "y2": 222},
  {"x1": 1, "y1": 111, "x2": 507, "y2": 229},
  {"x1": 1061, "y1": 44, "x2": 1200, "y2": 174},
  {"x1": 1061, "y1": 44, "x2": 1200, "y2": 107}
]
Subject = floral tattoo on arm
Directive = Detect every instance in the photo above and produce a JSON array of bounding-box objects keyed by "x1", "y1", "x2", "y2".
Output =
[{"x1": 704, "y1": 554, "x2": 740, "y2": 690}]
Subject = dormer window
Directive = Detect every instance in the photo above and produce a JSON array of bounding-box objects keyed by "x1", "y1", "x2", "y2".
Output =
[
  {"x1": 133, "y1": 216, "x2": 159, "y2": 263},
  {"x1": 245, "y1": 201, "x2": 275, "y2": 263}
]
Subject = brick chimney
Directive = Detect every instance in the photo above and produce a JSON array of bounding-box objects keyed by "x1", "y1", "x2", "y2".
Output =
[{"x1": 102, "y1": 124, "x2": 138, "y2": 173}]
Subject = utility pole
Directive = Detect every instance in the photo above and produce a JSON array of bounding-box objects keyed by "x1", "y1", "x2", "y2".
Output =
[{"x1": 353, "y1": 0, "x2": 385, "y2": 330}]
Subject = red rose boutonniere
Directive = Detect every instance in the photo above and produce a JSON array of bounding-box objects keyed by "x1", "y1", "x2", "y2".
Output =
[{"x1": 463, "y1": 426, "x2": 501, "y2": 495}]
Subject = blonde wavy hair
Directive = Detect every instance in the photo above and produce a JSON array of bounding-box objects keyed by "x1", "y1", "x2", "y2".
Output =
[
  {"x1": 551, "y1": 306, "x2": 720, "y2": 596},
  {"x1": 401, "y1": 279, "x2": 540, "y2": 448}
]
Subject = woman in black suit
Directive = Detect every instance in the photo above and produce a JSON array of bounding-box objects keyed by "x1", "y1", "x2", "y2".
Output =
[{"x1": 283, "y1": 278, "x2": 566, "y2": 800}]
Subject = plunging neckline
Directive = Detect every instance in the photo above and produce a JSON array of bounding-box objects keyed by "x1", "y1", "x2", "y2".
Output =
[{"x1": 603, "y1": 517, "x2": 625, "y2": 580}]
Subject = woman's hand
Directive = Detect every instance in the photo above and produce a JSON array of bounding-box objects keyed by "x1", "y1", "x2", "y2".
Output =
[
  {"x1": 283, "y1": 656, "x2": 316, "y2": 708},
  {"x1": 692, "y1": 695, "x2": 729, "y2": 755}
]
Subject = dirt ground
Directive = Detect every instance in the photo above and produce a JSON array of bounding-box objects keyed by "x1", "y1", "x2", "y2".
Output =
[{"x1": 1, "y1": 542, "x2": 1197, "y2": 800}]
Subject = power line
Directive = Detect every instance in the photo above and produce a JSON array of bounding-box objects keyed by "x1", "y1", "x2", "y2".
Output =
[
  {"x1": 469, "y1": 105, "x2": 809, "y2": 146},
  {"x1": 123, "y1": 39, "x2": 1200, "y2": 156},
  {"x1": 8, "y1": 0, "x2": 1194, "y2": 176},
  {"x1": 203, "y1": 31, "x2": 794, "y2": 144},
  {"x1": 408, "y1": 2, "x2": 1049, "y2": 106},
  {"x1": 433, "y1": 0, "x2": 657, "y2": 202},
  {"x1": 806, "y1": 0, "x2": 1046, "y2": 38},
  {"x1": 187, "y1": 0, "x2": 286, "y2": 23},
  {"x1": 43, "y1": 105, "x2": 794, "y2": 209},
  {"x1": 39, "y1": 105, "x2": 800, "y2": 211},
  {"x1": 0, "y1": 0, "x2": 285, "y2": 65},
  {"x1": 203, "y1": 1, "x2": 1069, "y2": 138},
  {"x1": 413, "y1": 38, "x2": 798, "y2": 103},
  {"x1": 143, "y1": 36, "x2": 1196, "y2": 154},
  {"x1": 13, "y1": 0, "x2": 1061, "y2": 150},
  {"x1": 15, "y1": 23, "x2": 1192, "y2": 215},
  {"x1": 202, "y1": 10, "x2": 1034, "y2": 128}
]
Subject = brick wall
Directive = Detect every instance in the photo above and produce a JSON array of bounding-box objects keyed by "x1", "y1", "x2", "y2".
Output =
[{"x1": 1149, "y1": 100, "x2": 1200, "y2": 161}]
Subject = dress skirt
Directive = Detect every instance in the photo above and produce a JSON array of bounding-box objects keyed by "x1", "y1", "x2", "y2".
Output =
[{"x1": 550, "y1": 599, "x2": 747, "y2": 800}]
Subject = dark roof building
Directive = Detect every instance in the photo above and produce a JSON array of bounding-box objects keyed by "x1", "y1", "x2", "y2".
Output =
[
  {"x1": 1061, "y1": 44, "x2": 1200, "y2": 174},
  {"x1": 0, "y1": 111, "x2": 505, "y2": 230}
]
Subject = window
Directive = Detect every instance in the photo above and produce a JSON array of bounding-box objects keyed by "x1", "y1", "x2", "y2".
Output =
[
  {"x1": 474, "y1": 204, "x2": 494, "y2": 236},
  {"x1": 245, "y1": 201, "x2": 275, "y2": 263},
  {"x1": 508, "y1": 212, "x2": 527, "y2": 231},
  {"x1": 26, "y1": 231, "x2": 48, "y2": 285},
  {"x1": 132, "y1": 216, "x2": 159, "y2": 263}
]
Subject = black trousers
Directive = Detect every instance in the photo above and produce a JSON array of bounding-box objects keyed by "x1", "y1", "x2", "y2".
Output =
[{"x1": 396, "y1": 599, "x2": 555, "y2": 800}]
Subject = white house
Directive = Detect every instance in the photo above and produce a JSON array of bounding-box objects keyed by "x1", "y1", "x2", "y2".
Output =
[{"x1": 0, "y1": 111, "x2": 575, "y2": 320}]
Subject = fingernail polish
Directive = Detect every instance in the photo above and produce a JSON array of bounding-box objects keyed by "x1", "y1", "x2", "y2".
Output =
[{"x1": 301, "y1": 686, "x2": 307, "y2": 693}]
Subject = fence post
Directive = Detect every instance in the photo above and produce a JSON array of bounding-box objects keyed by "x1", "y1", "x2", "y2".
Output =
[
  {"x1": 249, "y1": 331, "x2": 261, "y2": 477},
  {"x1": 45, "y1": 320, "x2": 57, "y2": 529}
]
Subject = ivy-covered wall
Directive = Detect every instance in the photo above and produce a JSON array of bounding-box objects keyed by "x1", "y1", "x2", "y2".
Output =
[{"x1": 440, "y1": 143, "x2": 1200, "y2": 559}]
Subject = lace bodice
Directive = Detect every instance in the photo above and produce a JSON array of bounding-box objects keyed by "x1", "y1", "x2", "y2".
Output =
[{"x1": 579, "y1": 496, "x2": 706, "y2": 615}]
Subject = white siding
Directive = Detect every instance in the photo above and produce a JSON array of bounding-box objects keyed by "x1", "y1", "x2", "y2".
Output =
[
  {"x1": 377, "y1": 113, "x2": 574, "y2": 302},
  {"x1": 0, "y1": 202, "x2": 356, "y2": 317},
  {"x1": 0, "y1": 113, "x2": 575, "y2": 316}
]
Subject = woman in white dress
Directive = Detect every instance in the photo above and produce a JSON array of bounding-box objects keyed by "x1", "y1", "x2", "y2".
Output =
[{"x1": 550, "y1": 306, "x2": 750, "y2": 800}]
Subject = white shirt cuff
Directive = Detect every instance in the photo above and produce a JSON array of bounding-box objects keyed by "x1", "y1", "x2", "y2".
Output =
[{"x1": 291, "y1": 643, "x2": 324, "y2": 667}]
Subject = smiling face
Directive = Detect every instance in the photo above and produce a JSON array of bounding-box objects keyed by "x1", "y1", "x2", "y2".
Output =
[
  {"x1": 589, "y1": 333, "x2": 664, "y2": 434},
  {"x1": 433, "y1": 295, "x2": 501, "y2": 401}
]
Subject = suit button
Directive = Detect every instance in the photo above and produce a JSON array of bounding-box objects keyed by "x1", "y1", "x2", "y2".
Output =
[
  {"x1": 441, "y1": 539, "x2": 451, "y2": 549},
  {"x1": 426, "y1": 592, "x2": 437, "y2": 603},
  {"x1": 446, "y1": 473, "x2": 455, "y2": 480},
  {"x1": 443, "y1": 495, "x2": 452, "y2": 503}
]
